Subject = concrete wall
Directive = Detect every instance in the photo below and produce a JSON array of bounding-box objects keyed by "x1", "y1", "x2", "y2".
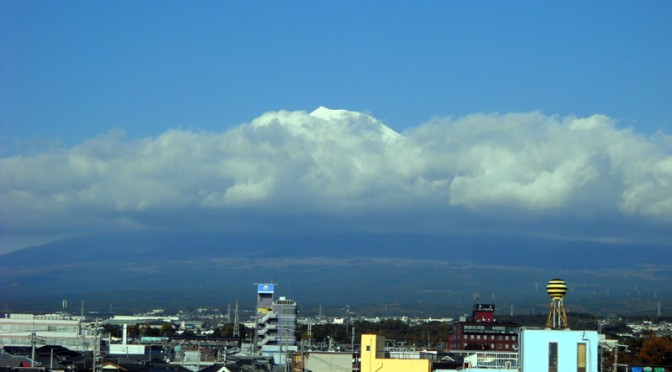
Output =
[{"x1": 304, "y1": 352, "x2": 353, "y2": 372}]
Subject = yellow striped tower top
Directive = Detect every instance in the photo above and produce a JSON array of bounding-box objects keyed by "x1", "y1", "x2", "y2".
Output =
[{"x1": 546, "y1": 279, "x2": 567, "y2": 300}]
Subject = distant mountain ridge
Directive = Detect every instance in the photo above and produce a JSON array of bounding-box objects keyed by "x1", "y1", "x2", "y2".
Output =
[
  {"x1": 2, "y1": 230, "x2": 665, "y2": 267},
  {"x1": 1, "y1": 231, "x2": 670, "y2": 316}
]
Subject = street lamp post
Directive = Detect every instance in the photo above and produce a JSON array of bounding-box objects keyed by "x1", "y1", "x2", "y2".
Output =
[{"x1": 612, "y1": 344, "x2": 629, "y2": 372}]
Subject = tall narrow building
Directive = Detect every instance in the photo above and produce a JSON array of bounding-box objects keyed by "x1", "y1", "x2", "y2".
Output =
[{"x1": 254, "y1": 283, "x2": 298, "y2": 366}]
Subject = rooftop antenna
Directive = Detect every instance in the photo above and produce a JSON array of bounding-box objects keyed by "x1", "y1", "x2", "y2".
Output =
[{"x1": 545, "y1": 279, "x2": 569, "y2": 330}]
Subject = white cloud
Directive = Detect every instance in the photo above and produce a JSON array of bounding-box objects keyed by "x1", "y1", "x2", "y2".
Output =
[
  {"x1": 1, "y1": 108, "x2": 670, "y2": 249},
  {"x1": 406, "y1": 113, "x2": 672, "y2": 217}
]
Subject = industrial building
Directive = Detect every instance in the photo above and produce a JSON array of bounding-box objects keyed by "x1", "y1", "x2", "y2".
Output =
[{"x1": 0, "y1": 313, "x2": 98, "y2": 352}]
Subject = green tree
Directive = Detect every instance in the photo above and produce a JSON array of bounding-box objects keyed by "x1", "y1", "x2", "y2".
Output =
[
  {"x1": 102, "y1": 324, "x2": 122, "y2": 338},
  {"x1": 141, "y1": 324, "x2": 161, "y2": 337},
  {"x1": 160, "y1": 323, "x2": 175, "y2": 337},
  {"x1": 127, "y1": 324, "x2": 140, "y2": 338}
]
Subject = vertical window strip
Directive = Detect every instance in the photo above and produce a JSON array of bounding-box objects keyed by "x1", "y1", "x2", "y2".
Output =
[
  {"x1": 577, "y1": 343, "x2": 586, "y2": 372},
  {"x1": 549, "y1": 342, "x2": 558, "y2": 372}
]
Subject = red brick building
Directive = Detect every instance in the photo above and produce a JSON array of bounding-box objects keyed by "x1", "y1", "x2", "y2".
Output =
[{"x1": 447, "y1": 304, "x2": 520, "y2": 352}]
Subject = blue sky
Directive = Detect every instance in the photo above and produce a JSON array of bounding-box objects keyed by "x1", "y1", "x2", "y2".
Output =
[
  {"x1": 2, "y1": 1, "x2": 671, "y2": 146},
  {"x1": 1, "y1": 1, "x2": 671, "y2": 253}
]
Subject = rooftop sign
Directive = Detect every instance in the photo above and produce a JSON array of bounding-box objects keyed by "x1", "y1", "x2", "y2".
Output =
[{"x1": 257, "y1": 283, "x2": 275, "y2": 294}]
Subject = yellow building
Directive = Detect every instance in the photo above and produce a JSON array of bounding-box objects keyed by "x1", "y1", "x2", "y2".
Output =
[{"x1": 360, "y1": 334, "x2": 431, "y2": 372}]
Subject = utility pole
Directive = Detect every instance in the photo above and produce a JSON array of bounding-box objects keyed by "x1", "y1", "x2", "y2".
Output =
[
  {"x1": 613, "y1": 344, "x2": 628, "y2": 372},
  {"x1": 92, "y1": 325, "x2": 98, "y2": 372},
  {"x1": 31, "y1": 331, "x2": 36, "y2": 367},
  {"x1": 233, "y1": 300, "x2": 240, "y2": 338},
  {"x1": 598, "y1": 321, "x2": 603, "y2": 372},
  {"x1": 285, "y1": 329, "x2": 289, "y2": 372}
]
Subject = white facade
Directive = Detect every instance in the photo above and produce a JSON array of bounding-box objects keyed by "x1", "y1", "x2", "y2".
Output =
[
  {"x1": 520, "y1": 328, "x2": 598, "y2": 372},
  {"x1": 0, "y1": 314, "x2": 97, "y2": 351}
]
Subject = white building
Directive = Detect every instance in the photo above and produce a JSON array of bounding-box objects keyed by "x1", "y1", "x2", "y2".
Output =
[{"x1": 0, "y1": 314, "x2": 98, "y2": 352}]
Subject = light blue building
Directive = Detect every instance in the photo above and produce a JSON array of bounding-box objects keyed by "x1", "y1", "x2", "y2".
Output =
[{"x1": 519, "y1": 328, "x2": 598, "y2": 372}]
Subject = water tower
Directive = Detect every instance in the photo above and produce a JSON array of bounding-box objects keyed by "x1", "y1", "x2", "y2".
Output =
[{"x1": 545, "y1": 278, "x2": 569, "y2": 330}]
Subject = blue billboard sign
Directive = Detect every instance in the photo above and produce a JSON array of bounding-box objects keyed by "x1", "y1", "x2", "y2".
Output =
[{"x1": 257, "y1": 283, "x2": 275, "y2": 294}]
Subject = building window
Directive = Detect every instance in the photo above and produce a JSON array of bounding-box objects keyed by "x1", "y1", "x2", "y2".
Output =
[
  {"x1": 498, "y1": 344, "x2": 502, "y2": 349},
  {"x1": 477, "y1": 335, "x2": 481, "y2": 340},
  {"x1": 498, "y1": 335, "x2": 502, "y2": 340},
  {"x1": 366, "y1": 346, "x2": 370, "y2": 352},
  {"x1": 549, "y1": 342, "x2": 558, "y2": 372},
  {"x1": 577, "y1": 343, "x2": 587, "y2": 372},
  {"x1": 505, "y1": 336, "x2": 509, "y2": 340}
]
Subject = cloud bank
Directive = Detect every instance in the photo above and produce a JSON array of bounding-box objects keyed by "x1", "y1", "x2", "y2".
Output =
[{"x1": 1, "y1": 107, "x2": 671, "y2": 250}]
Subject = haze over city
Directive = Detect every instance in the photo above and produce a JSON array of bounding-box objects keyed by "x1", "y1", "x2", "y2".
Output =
[{"x1": 1, "y1": 2, "x2": 671, "y2": 314}]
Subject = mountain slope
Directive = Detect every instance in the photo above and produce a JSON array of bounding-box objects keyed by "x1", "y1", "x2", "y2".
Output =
[{"x1": 1, "y1": 231, "x2": 669, "y2": 316}]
